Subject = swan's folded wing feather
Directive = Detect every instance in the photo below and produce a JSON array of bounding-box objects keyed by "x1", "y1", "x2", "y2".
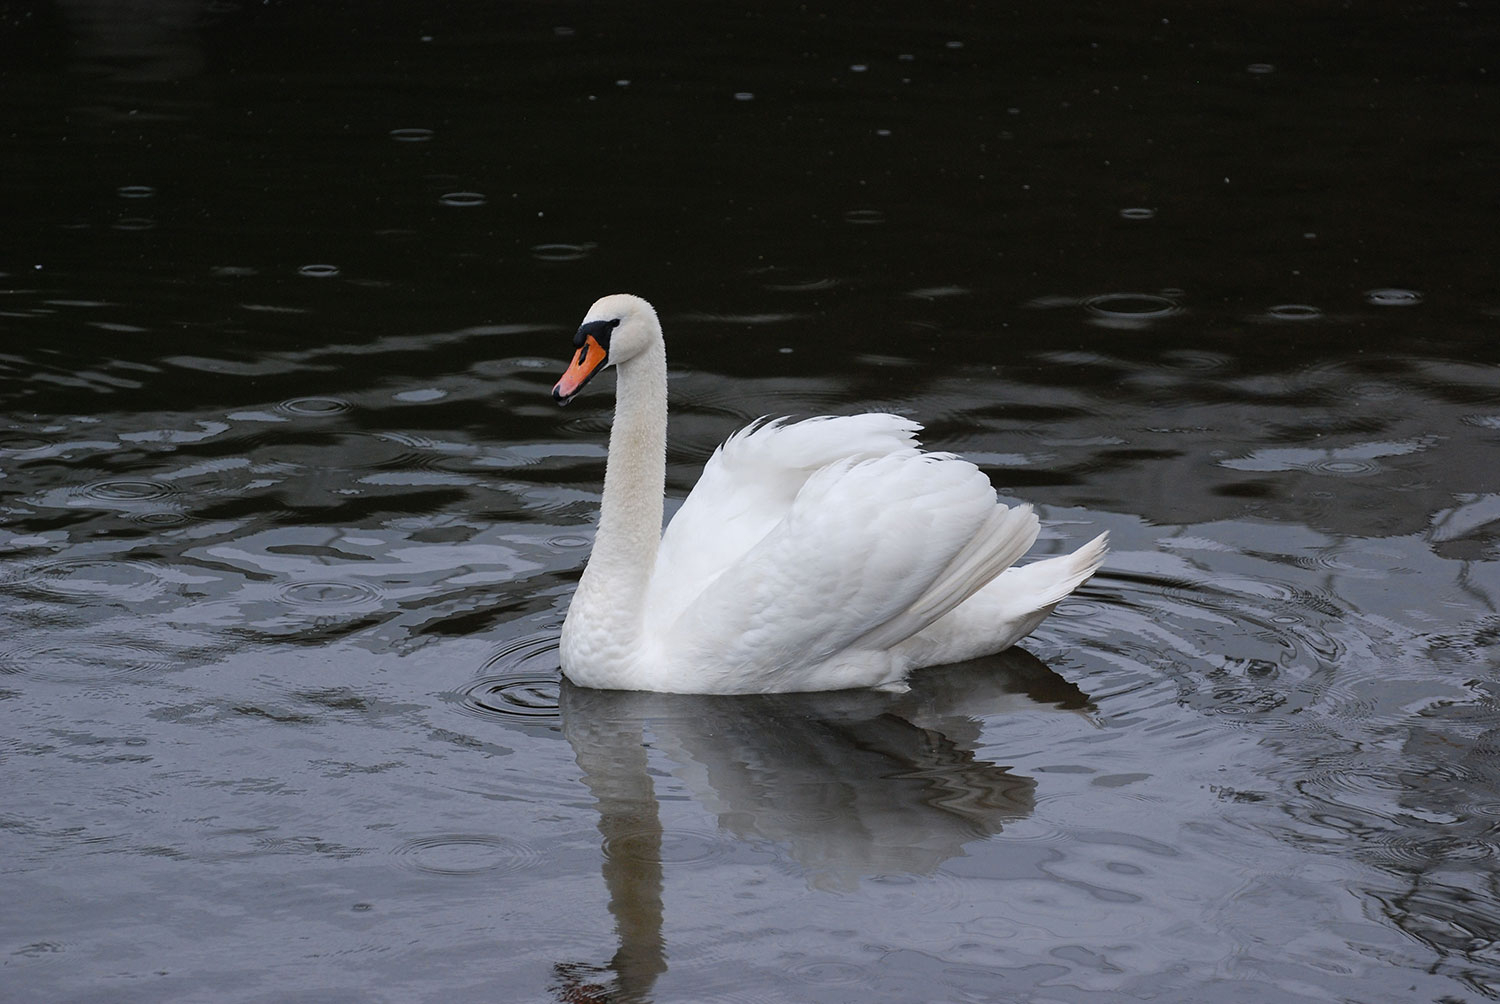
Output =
[
  {"x1": 647, "y1": 415, "x2": 924, "y2": 631},
  {"x1": 659, "y1": 452, "x2": 1006, "y2": 686},
  {"x1": 850, "y1": 501, "x2": 1039, "y2": 653}
]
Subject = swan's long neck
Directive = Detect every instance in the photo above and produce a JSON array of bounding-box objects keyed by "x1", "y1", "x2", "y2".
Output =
[{"x1": 576, "y1": 338, "x2": 667, "y2": 642}]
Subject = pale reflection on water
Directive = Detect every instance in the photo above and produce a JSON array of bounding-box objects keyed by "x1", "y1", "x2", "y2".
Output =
[{"x1": 556, "y1": 656, "x2": 1067, "y2": 1002}]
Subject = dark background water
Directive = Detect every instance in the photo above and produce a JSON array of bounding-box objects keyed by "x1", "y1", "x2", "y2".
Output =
[{"x1": 4, "y1": 2, "x2": 1500, "y2": 1002}]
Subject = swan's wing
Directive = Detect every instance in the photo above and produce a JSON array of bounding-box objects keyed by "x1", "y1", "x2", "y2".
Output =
[
  {"x1": 659, "y1": 452, "x2": 1039, "y2": 689},
  {"x1": 646, "y1": 415, "x2": 923, "y2": 630}
]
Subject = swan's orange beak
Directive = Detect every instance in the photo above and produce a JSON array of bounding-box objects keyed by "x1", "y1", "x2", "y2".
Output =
[{"x1": 553, "y1": 334, "x2": 608, "y2": 405}]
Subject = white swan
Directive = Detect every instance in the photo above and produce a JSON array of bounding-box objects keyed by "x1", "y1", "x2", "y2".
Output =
[{"x1": 552, "y1": 293, "x2": 1107, "y2": 694}]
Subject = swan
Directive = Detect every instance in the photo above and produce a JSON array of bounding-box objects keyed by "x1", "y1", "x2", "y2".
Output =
[{"x1": 551, "y1": 293, "x2": 1107, "y2": 694}]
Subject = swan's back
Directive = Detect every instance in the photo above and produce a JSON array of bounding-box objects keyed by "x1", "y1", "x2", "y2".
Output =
[
  {"x1": 640, "y1": 415, "x2": 1041, "y2": 692},
  {"x1": 646, "y1": 415, "x2": 923, "y2": 631}
]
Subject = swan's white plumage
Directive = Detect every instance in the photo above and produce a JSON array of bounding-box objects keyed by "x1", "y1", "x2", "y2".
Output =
[
  {"x1": 646, "y1": 414, "x2": 923, "y2": 633},
  {"x1": 553, "y1": 294, "x2": 1107, "y2": 694}
]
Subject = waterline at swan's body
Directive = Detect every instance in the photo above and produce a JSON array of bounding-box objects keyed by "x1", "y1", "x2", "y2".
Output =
[{"x1": 551, "y1": 293, "x2": 1107, "y2": 694}]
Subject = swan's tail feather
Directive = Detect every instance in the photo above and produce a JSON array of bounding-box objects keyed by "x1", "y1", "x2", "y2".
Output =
[
  {"x1": 898, "y1": 530, "x2": 1108, "y2": 670},
  {"x1": 1011, "y1": 531, "x2": 1108, "y2": 612},
  {"x1": 853, "y1": 503, "x2": 1041, "y2": 652},
  {"x1": 976, "y1": 529, "x2": 1109, "y2": 653}
]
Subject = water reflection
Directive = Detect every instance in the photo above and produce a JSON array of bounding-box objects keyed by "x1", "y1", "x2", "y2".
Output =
[{"x1": 553, "y1": 651, "x2": 1085, "y2": 1001}]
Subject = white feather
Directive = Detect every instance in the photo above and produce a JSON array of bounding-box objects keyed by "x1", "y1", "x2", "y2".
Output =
[{"x1": 645, "y1": 414, "x2": 922, "y2": 631}]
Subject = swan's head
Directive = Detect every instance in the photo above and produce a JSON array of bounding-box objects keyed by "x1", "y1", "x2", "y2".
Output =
[{"x1": 552, "y1": 293, "x2": 661, "y2": 406}]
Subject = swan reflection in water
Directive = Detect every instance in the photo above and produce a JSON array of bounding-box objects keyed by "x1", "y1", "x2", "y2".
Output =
[{"x1": 550, "y1": 647, "x2": 1091, "y2": 1003}]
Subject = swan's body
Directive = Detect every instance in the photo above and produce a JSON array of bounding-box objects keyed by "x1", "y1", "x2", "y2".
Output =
[{"x1": 552, "y1": 294, "x2": 1106, "y2": 694}]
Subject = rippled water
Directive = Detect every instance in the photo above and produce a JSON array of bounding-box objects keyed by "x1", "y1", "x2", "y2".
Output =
[{"x1": 4, "y1": 2, "x2": 1500, "y2": 1002}]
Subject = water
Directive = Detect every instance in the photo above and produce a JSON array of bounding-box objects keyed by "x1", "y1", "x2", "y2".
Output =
[{"x1": 4, "y1": 2, "x2": 1500, "y2": 1001}]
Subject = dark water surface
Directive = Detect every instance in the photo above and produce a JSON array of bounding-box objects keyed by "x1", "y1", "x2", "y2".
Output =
[{"x1": 4, "y1": 2, "x2": 1500, "y2": 1001}]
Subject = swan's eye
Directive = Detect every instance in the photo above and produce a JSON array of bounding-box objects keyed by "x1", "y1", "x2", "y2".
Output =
[{"x1": 574, "y1": 318, "x2": 621, "y2": 350}]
